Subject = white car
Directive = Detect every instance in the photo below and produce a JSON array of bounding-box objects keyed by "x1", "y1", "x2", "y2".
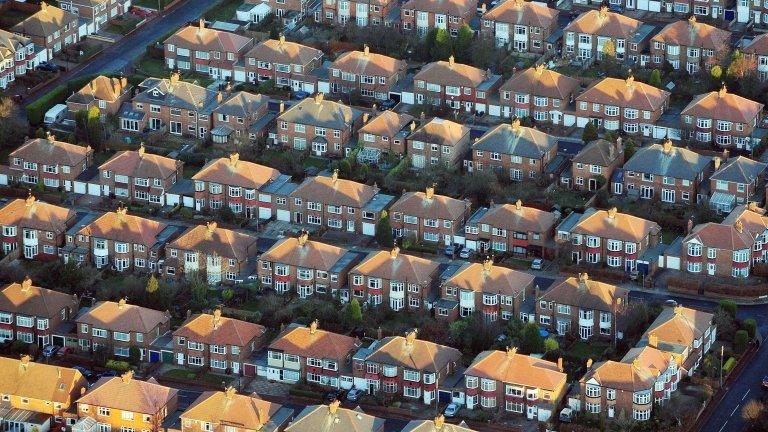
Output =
[
  {"x1": 444, "y1": 403, "x2": 460, "y2": 418},
  {"x1": 531, "y1": 258, "x2": 544, "y2": 270}
]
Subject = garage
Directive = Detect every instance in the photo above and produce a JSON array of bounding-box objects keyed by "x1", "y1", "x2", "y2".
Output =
[
  {"x1": 362, "y1": 222, "x2": 375, "y2": 236},
  {"x1": 243, "y1": 362, "x2": 257, "y2": 377},
  {"x1": 87, "y1": 183, "x2": 101, "y2": 196},
  {"x1": 276, "y1": 209, "x2": 290, "y2": 222}
]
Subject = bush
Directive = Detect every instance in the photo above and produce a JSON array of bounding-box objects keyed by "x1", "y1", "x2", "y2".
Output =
[
  {"x1": 722, "y1": 356, "x2": 737, "y2": 374},
  {"x1": 719, "y1": 300, "x2": 737, "y2": 318},
  {"x1": 26, "y1": 85, "x2": 68, "y2": 126},
  {"x1": 735, "y1": 330, "x2": 749, "y2": 353},
  {"x1": 744, "y1": 318, "x2": 757, "y2": 339},
  {"x1": 105, "y1": 359, "x2": 131, "y2": 372}
]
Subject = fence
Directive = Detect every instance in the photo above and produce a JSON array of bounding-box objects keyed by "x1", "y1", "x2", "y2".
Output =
[{"x1": 667, "y1": 276, "x2": 768, "y2": 300}]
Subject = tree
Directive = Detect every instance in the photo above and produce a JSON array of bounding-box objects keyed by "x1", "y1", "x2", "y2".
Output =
[
  {"x1": 710, "y1": 65, "x2": 723, "y2": 81},
  {"x1": 602, "y1": 39, "x2": 616, "y2": 59},
  {"x1": 544, "y1": 337, "x2": 559, "y2": 352},
  {"x1": 222, "y1": 288, "x2": 234, "y2": 302},
  {"x1": 623, "y1": 138, "x2": 637, "y2": 160},
  {"x1": 649, "y1": 69, "x2": 662, "y2": 88},
  {"x1": 454, "y1": 24, "x2": 473, "y2": 63},
  {"x1": 0, "y1": 97, "x2": 27, "y2": 150},
  {"x1": 719, "y1": 300, "x2": 737, "y2": 318},
  {"x1": 430, "y1": 28, "x2": 453, "y2": 61},
  {"x1": 519, "y1": 322, "x2": 544, "y2": 354},
  {"x1": 146, "y1": 274, "x2": 158, "y2": 294},
  {"x1": 735, "y1": 330, "x2": 749, "y2": 353},
  {"x1": 375, "y1": 210, "x2": 394, "y2": 247},
  {"x1": 582, "y1": 121, "x2": 598, "y2": 143},
  {"x1": 129, "y1": 346, "x2": 141, "y2": 365},
  {"x1": 744, "y1": 318, "x2": 757, "y2": 339},
  {"x1": 189, "y1": 274, "x2": 209, "y2": 310},
  {"x1": 742, "y1": 400, "x2": 765, "y2": 427},
  {"x1": 727, "y1": 50, "x2": 757, "y2": 79},
  {"x1": 344, "y1": 299, "x2": 363, "y2": 326}
]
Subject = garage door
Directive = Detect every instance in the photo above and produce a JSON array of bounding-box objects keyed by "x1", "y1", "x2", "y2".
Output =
[
  {"x1": 276, "y1": 209, "x2": 290, "y2": 222},
  {"x1": 362, "y1": 222, "x2": 375, "y2": 236},
  {"x1": 87, "y1": 183, "x2": 101, "y2": 196},
  {"x1": 259, "y1": 207, "x2": 272, "y2": 219},
  {"x1": 243, "y1": 363, "x2": 256, "y2": 377},
  {"x1": 149, "y1": 351, "x2": 161, "y2": 363}
]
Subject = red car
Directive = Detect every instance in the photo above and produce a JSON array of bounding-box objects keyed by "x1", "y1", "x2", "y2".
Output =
[{"x1": 56, "y1": 346, "x2": 73, "y2": 357}]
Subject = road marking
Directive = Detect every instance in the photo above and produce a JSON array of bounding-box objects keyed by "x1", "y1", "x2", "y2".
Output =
[
  {"x1": 718, "y1": 421, "x2": 728, "y2": 432},
  {"x1": 742, "y1": 389, "x2": 751, "y2": 401},
  {"x1": 731, "y1": 405, "x2": 740, "y2": 417}
]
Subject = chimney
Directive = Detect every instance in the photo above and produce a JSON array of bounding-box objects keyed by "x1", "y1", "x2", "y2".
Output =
[
  {"x1": 170, "y1": 71, "x2": 180, "y2": 86},
  {"x1": 115, "y1": 206, "x2": 128, "y2": 222},
  {"x1": 390, "y1": 246, "x2": 400, "y2": 260},
  {"x1": 586, "y1": 358, "x2": 593, "y2": 369},
  {"x1": 434, "y1": 415, "x2": 445, "y2": 429},
  {"x1": 578, "y1": 272, "x2": 589, "y2": 290},
  {"x1": 118, "y1": 298, "x2": 127, "y2": 309},
  {"x1": 314, "y1": 92, "x2": 324, "y2": 104},
  {"x1": 138, "y1": 143, "x2": 146, "y2": 157},
  {"x1": 632, "y1": 358, "x2": 640, "y2": 369},
  {"x1": 21, "y1": 277, "x2": 32, "y2": 293},
  {"x1": 625, "y1": 74, "x2": 635, "y2": 89},
  {"x1": 662, "y1": 138, "x2": 673, "y2": 154},
  {"x1": 425, "y1": 184, "x2": 435, "y2": 200},
  {"x1": 535, "y1": 63, "x2": 545, "y2": 76},
  {"x1": 713, "y1": 157, "x2": 721, "y2": 171},
  {"x1": 46, "y1": 131, "x2": 55, "y2": 142},
  {"x1": 229, "y1": 153, "x2": 240, "y2": 167},
  {"x1": 405, "y1": 329, "x2": 417, "y2": 346},
  {"x1": 328, "y1": 400, "x2": 341, "y2": 414},
  {"x1": 309, "y1": 319, "x2": 319, "y2": 334},
  {"x1": 121, "y1": 77, "x2": 128, "y2": 90},
  {"x1": 515, "y1": 199, "x2": 522, "y2": 211},
  {"x1": 649, "y1": 333, "x2": 658, "y2": 348},
  {"x1": 735, "y1": 219, "x2": 744, "y2": 233},
  {"x1": 748, "y1": 202, "x2": 759, "y2": 212},
  {"x1": 410, "y1": 121, "x2": 416, "y2": 132},
  {"x1": 25, "y1": 194, "x2": 36, "y2": 207},
  {"x1": 331, "y1": 168, "x2": 339, "y2": 183},
  {"x1": 363, "y1": 112, "x2": 369, "y2": 123},
  {"x1": 506, "y1": 346, "x2": 518, "y2": 358},
  {"x1": 511, "y1": 117, "x2": 521, "y2": 132},
  {"x1": 297, "y1": 231, "x2": 309, "y2": 247},
  {"x1": 212, "y1": 308, "x2": 222, "y2": 329},
  {"x1": 121, "y1": 370, "x2": 134, "y2": 383},
  {"x1": 279, "y1": 101, "x2": 285, "y2": 113},
  {"x1": 40, "y1": 2, "x2": 48, "y2": 11},
  {"x1": 216, "y1": 91, "x2": 223, "y2": 104},
  {"x1": 482, "y1": 257, "x2": 493, "y2": 273},
  {"x1": 363, "y1": 44, "x2": 370, "y2": 56},
  {"x1": 198, "y1": 18, "x2": 205, "y2": 32},
  {"x1": 723, "y1": 149, "x2": 730, "y2": 160},
  {"x1": 448, "y1": 55, "x2": 455, "y2": 68},
  {"x1": 20, "y1": 354, "x2": 31, "y2": 369},
  {"x1": 558, "y1": 357, "x2": 563, "y2": 372},
  {"x1": 420, "y1": 111, "x2": 426, "y2": 120},
  {"x1": 279, "y1": 33, "x2": 285, "y2": 45},
  {"x1": 607, "y1": 207, "x2": 617, "y2": 219},
  {"x1": 225, "y1": 385, "x2": 236, "y2": 399},
  {"x1": 718, "y1": 84, "x2": 727, "y2": 98},
  {"x1": 688, "y1": 14, "x2": 697, "y2": 26}
]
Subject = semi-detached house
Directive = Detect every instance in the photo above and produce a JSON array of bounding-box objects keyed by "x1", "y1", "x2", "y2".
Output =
[
  {"x1": 496, "y1": 64, "x2": 580, "y2": 124},
  {"x1": 400, "y1": 0, "x2": 475, "y2": 35},
  {"x1": 563, "y1": 7, "x2": 644, "y2": 62},
  {"x1": 680, "y1": 86, "x2": 764, "y2": 150},
  {"x1": 389, "y1": 186, "x2": 471, "y2": 245},
  {"x1": 0, "y1": 29, "x2": 36, "y2": 90},
  {"x1": 708, "y1": 157, "x2": 767, "y2": 213},
  {"x1": 649, "y1": 16, "x2": 730, "y2": 74},
  {"x1": 98, "y1": 145, "x2": 183, "y2": 206},
  {"x1": 464, "y1": 200, "x2": 556, "y2": 257},
  {"x1": 244, "y1": 36, "x2": 323, "y2": 92},
  {"x1": 329, "y1": 46, "x2": 406, "y2": 101},
  {"x1": 411, "y1": 56, "x2": 502, "y2": 113},
  {"x1": 8, "y1": 135, "x2": 93, "y2": 192},
  {"x1": 0, "y1": 195, "x2": 76, "y2": 260},
  {"x1": 480, "y1": 0, "x2": 559, "y2": 53}
]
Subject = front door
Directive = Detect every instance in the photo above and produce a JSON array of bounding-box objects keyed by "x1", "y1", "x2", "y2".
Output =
[
  {"x1": 347, "y1": 220, "x2": 355, "y2": 232},
  {"x1": 176, "y1": 353, "x2": 185, "y2": 365},
  {"x1": 294, "y1": 213, "x2": 303, "y2": 224},
  {"x1": 589, "y1": 178, "x2": 598, "y2": 191}
]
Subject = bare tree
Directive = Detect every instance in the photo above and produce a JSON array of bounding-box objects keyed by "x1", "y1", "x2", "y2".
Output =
[{"x1": 0, "y1": 97, "x2": 27, "y2": 149}]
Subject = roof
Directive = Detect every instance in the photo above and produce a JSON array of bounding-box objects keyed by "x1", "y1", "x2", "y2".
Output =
[
  {"x1": 77, "y1": 373, "x2": 178, "y2": 414},
  {"x1": 365, "y1": 334, "x2": 461, "y2": 372},
  {"x1": 623, "y1": 141, "x2": 712, "y2": 180},
  {"x1": 652, "y1": 17, "x2": 730, "y2": 50},
  {"x1": 473, "y1": 121, "x2": 557, "y2": 158},
  {"x1": 576, "y1": 76, "x2": 670, "y2": 111},
  {"x1": 573, "y1": 139, "x2": 621, "y2": 166},
  {"x1": 390, "y1": 190, "x2": 468, "y2": 221},
  {"x1": 169, "y1": 223, "x2": 257, "y2": 262},
  {"x1": 0, "y1": 278, "x2": 75, "y2": 319},
  {"x1": 181, "y1": 389, "x2": 282, "y2": 430},
  {"x1": 67, "y1": 75, "x2": 130, "y2": 105},
  {"x1": 620, "y1": 346, "x2": 673, "y2": 376},
  {"x1": 0, "y1": 357, "x2": 86, "y2": 404},
  {"x1": 331, "y1": 48, "x2": 406, "y2": 77},
  {"x1": 681, "y1": 87, "x2": 763, "y2": 124},
  {"x1": 10, "y1": 137, "x2": 91, "y2": 166},
  {"x1": 710, "y1": 156, "x2": 766, "y2": 185},
  {"x1": 484, "y1": 0, "x2": 558, "y2": 28},
  {"x1": 744, "y1": 32, "x2": 768, "y2": 55},
  {"x1": 414, "y1": 58, "x2": 488, "y2": 88},
  {"x1": 269, "y1": 323, "x2": 360, "y2": 360},
  {"x1": 99, "y1": 147, "x2": 181, "y2": 180},
  {"x1": 12, "y1": 3, "x2": 77, "y2": 38},
  {"x1": 640, "y1": 306, "x2": 714, "y2": 355},
  {"x1": 401, "y1": 419, "x2": 476, "y2": 432},
  {"x1": 261, "y1": 235, "x2": 348, "y2": 272},
  {"x1": 564, "y1": 7, "x2": 642, "y2": 39},
  {"x1": 465, "y1": 349, "x2": 566, "y2": 392},
  {"x1": 402, "y1": 0, "x2": 475, "y2": 17},
  {"x1": 582, "y1": 360, "x2": 655, "y2": 392},
  {"x1": 538, "y1": 276, "x2": 627, "y2": 312},
  {"x1": 213, "y1": 91, "x2": 269, "y2": 117},
  {"x1": 443, "y1": 261, "x2": 534, "y2": 297},
  {"x1": 290, "y1": 173, "x2": 376, "y2": 208},
  {"x1": 476, "y1": 202, "x2": 555, "y2": 234},
  {"x1": 78, "y1": 209, "x2": 168, "y2": 247},
  {"x1": 165, "y1": 22, "x2": 252, "y2": 54},
  {"x1": 0, "y1": 29, "x2": 31, "y2": 63},
  {"x1": 245, "y1": 38, "x2": 322, "y2": 67},
  {"x1": 77, "y1": 300, "x2": 169, "y2": 334},
  {"x1": 359, "y1": 110, "x2": 414, "y2": 138},
  {"x1": 723, "y1": 204, "x2": 768, "y2": 236},
  {"x1": 285, "y1": 404, "x2": 384, "y2": 432},
  {"x1": 174, "y1": 311, "x2": 265, "y2": 347},
  {"x1": 499, "y1": 65, "x2": 579, "y2": 101},
  {"x1": 352, "y1": 249, "x2": 440, "y2": 285},
  {"x1": 277, "y1": 95, "x2": 362, "y2": 130},
  {"x1": 192, "y1": 155, "x2": 280, "y2": 190},
  {"x1": 0, "y1": 196, "x2": 74, "y2": 234},
  {"x1": 570, "y1": 207, "x2": 660, "y2": 243},
  {"x1": 683, "y1": 222, "x2": 753, "y2": 251},
  {"x1": 409, "y1": 118, "x2": 469, "y2": 147},
  {"x1": 134, "y1": 76, "x2": 218, "y2": 113}
]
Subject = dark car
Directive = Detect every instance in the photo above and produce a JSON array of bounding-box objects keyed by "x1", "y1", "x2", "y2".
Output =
[
  {"x1": 293, "y1": 90, "x2": 309, "y2": 100},
  {"x1": 73, "y1": 366, "x2": 94, "y2": 378},
  {"x1": 97, "y1": 370, "x2": 119, "y2": 379},
  {"x1": 35, "y1": 62, "x2": 57, "y2": 72},
  {"x1": 762, "y1": 376, "x2": 768, "y2": 389},
  {"x1": 608, "y1": 3, "x2": 624, "y2": 12},
  {"x1": 379, "y1": 99, "x2": 397, "y2": 110},
  {"x1": 326, "y1": 389, "x2": 347, "y2": 402}
]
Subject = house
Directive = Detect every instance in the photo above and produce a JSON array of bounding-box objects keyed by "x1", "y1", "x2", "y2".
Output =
[
  {"x1": 66, "y1": 76, "x2": 132, "y2": 118},
  {"x1": 480, "y1": 0, "x2": 559, "y2": 53},
  {"x1": 0, "y1": 277, "x2": 78, "y2": 347},
  {"x1": 61, "y1": 207, "x2": 177, "y2": 272},
  {"x1": 191, "y1": 153, "x2": 281, "y2": 217},
  {"x1": 287, "y1": 170, "x2": 394, "y2": 236},
  {"x1": 406, "y1": 117, "x2": 471, "y2": 169},
  {"x1": 165, "y1": 222, "x2": 258, "y2": 284},
  {"x1": 562, "y1": 7, "x2": 643, "y2": 62},
  {"x1": 649, "y1": 17, "x2": 730, "y2": 74},
  {"x1": 0, "y1": 355, "x2": 87, "y2": 424},
  {"x1": 258, "y1": 232, "x2": 361, "y2": 300},
  {"x1": 164, "y1": 20, "x2": 254, "y2": 82},
  {"x1": 680, "y1": 86, "x2": 764, "y2": 150},
  {"x1": 464, "y1": 200, "x2": 556, "y2": 257},
  {"x1": 245, "y1": 0, "x2": 307, "y2": 22},
  {"x1": 723, "y1": 203, "x2": 768, "y2": 263},
  {"x1": 275, "y1": 93, "x2": 363, "y2": 158},
  {"x1": 98, "y1": 145, "x2": 183, "y2": 206},
  {"x1": 412, "y1": 56, "x2": 502, "y2": 113},
  {"x1": 357, "y1": 110, "x2": 415, "y2": 162},
  {"x1": 563, "y1": 138, "x2": 624, "y2": 191},
  {"x1": 496, "y1": 65, "x2": 580, "y2": 123},
  {"x1": 402, "y1": 417, "x2": 476, "y2": 432},
  {"x1": 321, "y1": 0, "x2": 396, "y2": 25},
  {"x1": 470, "y1": 119, "x2": 558, "y2": 181},
  {"x1": 355, "y1": 330, "x2": 461, "y2": 404},
  {"x1": 437, "y1": 259, "x2": 534, "y2": 322},
  {"x1": 464, "y1": 347, "x2": 567, "y2": 422},
  {"x1": 210, "y1": 91, "x2": 271, "y2": 147},
  {"x1": 285, "y1": 402, "x2": 384, "y2": 432},
  {"x1": 743, "y1": 33, "x2": 768, "y2": 81},
  {"x1": 181, "y1": 387, "x2": 292, "y2": 432},
  {"x1": 619, "y1": 139, "x2": 712, "y2": 203},
  {"x1": 400, "y1": 0, "x2": 475, "y2": 35},
  {"x1": 389, "y1": 186, "x2": 471, "y2": 245},
  {"x1": 12, "y1": 2, "x2": 79, "y2": 58},
  {"x1": 557, "y1": 207, "x2": 660, "y2": 272},
  {"x1": 672, "y1": 0, "x2": 725, "y2": 19},
  {"x1": 173, "y1": 309, "x2": 266, "y2": 374},
  {"x1": 681, "y1": 219, "x2": 754, "y2": 278},
  {"x1": 708, "y1": 156, "x2": 766, "y2": 213},
  {"x1": 535, "y1": 273, "x2": 628, "y2": 340},
  {"x1": 266, "y1": 321, "x2": 361, "y2": 389},
  {"x1": 8, "y1": 135, "x2": 93, "y2": 192},
  {"x1": 328, "y1": 46, "x2": 407, "y2": 100},
  {"x1": 0, "y1": 195, "x2": 76, "y2": 260},
  {"x1": 119, "y1": 73, "x2": 219, "y2": 138},
  {"x1": 348, "y1": 247, "x2": 441, "y2": 310},
  {"x1": 575, "y1": 76, "x2": 670, "y2": 134},
  {"x1": 75, "y1": 299, "x2": 170, "y2": 359},
  {"x1": 76, "y1": 371, "x2": 178, "y2": 431},
  {"x1": 243, "y1": 36, "x2": 323, "y2": 92},
  {"x1": 0, "y1": 29, "x2": 36, "y2": 90}
]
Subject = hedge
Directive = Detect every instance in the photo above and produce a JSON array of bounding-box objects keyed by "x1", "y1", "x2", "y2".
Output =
[
  {"x1": 26, "y1": 85, "x2": 68, "y2": 126},
  {"x1": 105, "y1": 359, "x2": 131, "y2": 372}
]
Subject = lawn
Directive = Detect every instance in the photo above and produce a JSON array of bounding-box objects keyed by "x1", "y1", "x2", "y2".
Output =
[
  {"x1": 104, "y1": 16, "x2": 142, "y2": 35},
  {"x1": 568, "y1": 340, "x2": 608, "y2": 361},
  {"x1": 204, "y1": 0, "x2": 242, "y2": 21},
  {"x1": 132, "y1": 0, "x2": 171, "y2": 10},
  {"x1": 162, "y1": 368, "x2": 234, "y2": 385},
  {"x1": 133, "y1": 57, "x2": 214, "y2": 87},
  {"x1": 93, "y1": 150, "x2": 116, "y2": 166},
  {"x1": 303, "y1": 156, "x2": 328, "y2": 170}
]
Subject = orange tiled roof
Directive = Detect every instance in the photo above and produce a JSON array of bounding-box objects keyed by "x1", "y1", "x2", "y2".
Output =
[
  {"x1": 359, "y1": 110, "x2": 414, "y2": 138},
  {"x1": 10, "y1": 137, "x2": 91, "y2": 167},
  {"x1": 169, "y1": 223, "x2": 256, "y2": 262},
  {"x1": 0, "y1": 356, "x2": 86, "y2": 405},
  {"x1": 192, "y1": 155, "x2": 280, "y2": 190},
  {"x1": 466, "y1": 348, "x2": 566, "y2": 391},
  {"x1": 565, "y1": 7, "x2": 642, "y2": 39},
  {"x1": 484, "y1": 0, "x2": 559, "y2": 30},
  {"x1": 576, "y1": 76, "x2": 670, "y2": 112},
  {"x1": 408, "y1": 117, "x2": 469, "y2": 147},
  {"x1": 444, "y1": 261, "x2": 533, "y2": 297},
  {"x1": 352, "y1": 248, "x2": 440, "y2": 286},
  {"x1": 99, "y1": 147, "x2": 181, "y2": 181},
  {"x1": 77, "y1": 299, "x2": 169, "y2": 334},
  {"x1": 0, "y1": 196, "x2": 74, "y2": 234},
  {"x1": 77, "y1": 372, "x2": 177, "y2": 415},
  {"x1": 290, "y1": 173, "x2": 376, "y2": 208},
  {"x1": 181, "y1": 388, "x2": 281, "y2": 430},
  {"x1": 260, "y1": 235, "x2": 348, "y2": 272},
  {"x1": 570, "y1": 207, "x2": 660, "y2": 243},
  {"x1": 582, "y1": 360, "x2": 656, "y2": 392},
  {"x1": 391, "y1": 189, "x2": 469, "y2": 221},
  {"x1": 681, "y1": 87, "x2": 763, "y2": 124},
  {"x1": 165, "y1": 21, "x2": 252, "y2": 54},
  {"x1": 68, "y1": 75, "x2": 130, "y2": 105},
  {"x1": 652, "y1": 17, "x2": 730, "y2": 50},
  {"x1": 499, "y1": 65, "x2": 579, "y2": 101},
  {"x1": 78, "y1": 208, "x2": 168, "y2": 247},
  {"x1": 331, "y1": 48, "x2": 406, "y2": 78},
  {"x1": 0, "y1": 277, "x2": 75, "y2": 319},
  {"x1": 269, "y1": 323, "x2": 361, "y2": 361},
  {"x1": 539, "y1": 275, "x2": 627, "y2": 313},
  {"x1": 414, "y1": 57, "x2": 487, "y2": 88},
  {"x1": 366, "y1": 333, "x2": 461, "y2": 372},
  {"x1": 174, "y1": 311, "x2": 265, "y2": 347},
  {"x1": 477, "y1": 201, "x2": 555, "y2": 234}
]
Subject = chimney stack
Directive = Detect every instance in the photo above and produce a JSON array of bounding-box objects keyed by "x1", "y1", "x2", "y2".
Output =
[
  {"x1": 405, "y1": 329, "x2": 417, "y2": 346},
  {"x1": 649, "y1": 333, "x2": 658, "y2": 348},
  {"x1": 425, "y1": 184, "x2": 435, "y2": 200},
  {"x1": 121, "y1": 370, "x2": 134, "y2": 383},
  {"x1": 279, "y1": 33, "x2": 285, "y2": 45},
  {"x1": 21, "y1": 277, "x2": 32, "y2": 292},
  {"x1": 328, "y1": 400, "x2": 340, "y2": 414},
  {"x1": 118, "y1": 298, "x2": 127, "y2": 309},
  {"x1": 229, "y1": 153, "x2": 240, "y2": 167},
  {"x1": 662, "y1": 138, "x2": 673, "y2": 154},
  {"x1": 482, "y1": 257, "x2": 493, "y2": 273},
  {"x1": 297, "y1": 231, "x2": 309, "y2": 247},
  {"x1": 515, "y1": 199, "x2": 522, "y2": 211},
  {"x1": 448, "y1": 55, "x2": 455, "y2": 68},
  {"x1": 314, "y1": 92, "x2": 324, "y2": 105},
  {"x1": 558, "y1": 357, "x2": 563, "y2": 372},
  {"x1": 138, "y1": 143, "x2": 146, "y2": 157},
  {"x1": 363, "y1": 112, "x2": 369, "y2": 123},
  {"x1": 713, "y1": 157, "x2": 721, "y2": 171},
  {"x1": 586, "y1": 358, "x2": 593, "y2": 368},
  {"x1": 506, "y1": 346, "x2": 518, "y2": 358},
  {"x1": 331, "y1": 168, "x2": 339, "y2": 183},
  {"x1": 309, "y1": 319, "x2": 319, "y2": 334},
  {"x1": 363, "y1": 44, "x2": 370, "y2": 56},
  {"x1": 25, "y1": 194, "x2": 36, "y2": 207},
  {"x1": 390, "y1": 246, "x2": 400, "y2": 260}
]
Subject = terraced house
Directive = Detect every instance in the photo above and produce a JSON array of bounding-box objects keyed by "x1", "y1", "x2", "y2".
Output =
[
  {"x1": 181, "y1": 387, "x2": 292, "y2": 432},
  {"x1": 0, "y1": 277, "x2": 78, "y2": 347},
  {"x1": 400, "y1": 0, "x2": 475, "y2": 35},
  {"x1": 480, "y1": 0, "x2": 559, "y2": 53},
  {"x1": 464, "y1": 348, "x2": 567, "y2": 421},
  {"x1": 258, "y1": 233, "x2": 362, "y2": 300},
  {"x1": 411, "y1": 56, "x2": 502, "y2": 113},
  {"x1": 680, "y1": 86, "x2": 764, "y2": 150},
  {"x1": 98, "y1": 145, "x2": 183, "y2": 206},
  {"x1": 321, "y1": 0, "x2": 396, "y2": 25},
  {"x1": 165, "y1": 222, "x2": 258, "y2": 284},
  {"x1": 496, "y1": 64, "x2": 580, "y2": 123},
  {"x1": 12, "y1": 2, "x2": 78, "y2": 58},
  {"x1": 266, "y1": 321, "x2": 361, "y2": 389},
  {"x1": 8, "y1": 135, "x2": 93, "y2": 192},
  {"x1": 0, "y1": 29, "x2": 35, "y2": 90},
  {"x1": 406, "y1": 117, "x2": 471, "y2": 169},
  {"x1": 470, "y1": 119, "x2": 558, "y2": 180},
  {"x1": 75, "y1": 299, "x2": 170, "y2": 359},
  {"x1": 464, "y1": 200, "x2": 556, "y2": 257},
  {"x1": 276, "y1": 93, "x2": 363, "y2": 158},
  {"x1": 210, "y1": 91, "x2": 271, "y2": 146},
  {"x1": 164, "y1": 20, "x2": 254, "y2": 81},
  {"x1": 0, "y1": 195, "x2": 76, "y2": 260},
  {"x1": 173, "y1": 309, "x2": 266, "y2": 374},
  {"x1": 191, "y1": 153, "x2": 282, "y2": 217},
  {"x1": 437, "y1": 259, "x2": 534, "y2": 322},
  {"x1": 354, "y1": 330, "x2": 462, "y2": 404},
  {"x1": 348, "y1": 247, "x2": 440, "y2": 310},
  {"x1": 243, "y1": 36, "x2": 323, "y2": 91},
  {"x1": 649, "y1": 17, "x2": 730, "y2": 74},
  {"x1": 389, "y1": 186, "x2": 471, "y2": 245},
  {"x1": 709, "y1": 156, "x2": 767, "y2": 213},
  {"x1": 329, "y1": 46, "x2": 406, "y2": 100},
  {"x1": 66, "y1": 75, "x2": 132, "y2": 118},
  {"x1": 562, "y1": 7, "x2": 644, "y2": 62}
]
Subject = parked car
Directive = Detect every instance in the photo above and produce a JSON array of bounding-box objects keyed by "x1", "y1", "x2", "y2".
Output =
[
  {"x1": 346, "y1": 388, "x2": 364, "y2": 402},
  {"x1": 73, "y1": 366, "x2": 93, "y2": 378},
  {"x1": 665, "y1": 299, "x2": 678, "y2": 307},
  {"x1": 97, "y1": 370, "x2": 119, "y2": 379},
  {"x1": 459, "y1": 248, "x2": 471, "y2": 259},
  {"x1": 326, "y1": 389, "x2": 346, "y2": 402},
  {"x1": 41, "y1": 345, "x2": 58, "y2": 358},
  {"x1": 444, "y1": 403, "x2": 459, "y2": 418},
  {"x1": 445, "y1": 244, "x2": 462, "y2": 257},
  {"x1": 35, "y1": 62, "x2": 57, "y2": 72},
  {"x1": 762, "y1": 376, "x2": 768, "y2": 389},
  {"x1": 560, "y1": 407, "x2": 574, "y2": 422},
  {"x1": 293, "y1": 90, "x2": 309, "y2": 100},
  {"x1": 530, "y1": 258, "x2": 543, "y2": 270},
  {"x1": 379, "y1": 99, "x2": 397, "y2": 110},
  {"x1": 55, "y1": 346, "x2": 73, "y2": 357},
  {"x1": 608, "y1": 3, "x2": 624, "y2": 12}
]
